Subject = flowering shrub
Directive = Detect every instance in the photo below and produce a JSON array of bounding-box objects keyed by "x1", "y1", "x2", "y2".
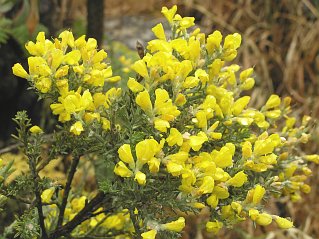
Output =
[{"x1": 1, "y1": 5, "x2": 318, "y2": 239}]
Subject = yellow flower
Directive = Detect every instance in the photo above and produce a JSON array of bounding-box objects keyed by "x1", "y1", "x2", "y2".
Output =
[
  {"x1": 274, "y1": 216, "x2": 294, "y2": 229},
  {"x1": 265, "y1": 94, "x2": 281, "y2": 109},
  {"x1": 162, "y1": 217, "x2": 185, "y2": 232},
  {"x1": 118, "y1": 144, "x2": 135, "y2": 167},
  {"x1": 101, "y1": 117, "x2": 111, "y2": 131},
  {"x1": 213, "y1": 145, "x2": 233, "y2": 168},
  {"x1": 189, "y1": 132, "x2": 208, "y2": 151},
  {"x1": 136, "y1": 90, "x2": 152, "y2": 115},
  {"x1": 154, "y1": 118, "x2": 170, "y2": 132},
  {"x1": 166, "y1": 128, "x2": 183, "y2": 146},
  {"x1": 206, "y1": 220, "x2": 223, "y2": 234},
  {"x1": 71, "y1": 196, "x2": 86, "y2": 212},
  {"x1": 64, "y1": 50, "x2": 81, "y2": 65},
  {"x1": 148, "y1": 157, "x2": 160, "y2": 173},
  {"x1": 166, "y1": 161, "x2": 184, "y2": 176},
  {"x1": 242, "y1": 141, "x2": 252, "y2": 158},
  {"x1": 141, "y1": 229, "x2": 157, "y2": 239},
  {"x1": 161, "y1": 5, "x2": 177, "y2": 24},
  {"x1": 252, "y1": 184, "x2": 266, "y2": 204},
  {"x1": 70, "y1": 121, "x2": 84, "y2": 135},
  {"x1": 206, "y1": 194, "x2": 218, "y2": 208},
  {"x1": 198, "y1": 176, "x2": 215, "y2": 194},
  {"x1": 232, "y1": 96, "x2": 250, "y2": 116},
  {"x1": 41, "y1": 187, "x2": 55, "y2": 203},
  {"x1": 131, "y1": 60, "x2": 149, "y2": 79},
  {"x1": 134, "y1": 171, "x2": 146, "y2": 185},
  {"x1": 240, "y1": 77, "x2": 255, "y2": 90},
  {"x1": 256, "y1": 213, "x2": 273, "y2": 226},
  {"x1": 226, "y1": 171, "x2": 248, "y2": 187},
  {"x1": 29, "y1": 125, "x2": 43, "y2": 134},
  {"x1": 35, "y1": 77, "x2": 52, "y2": 93},
  {"x1": 240, "y1": 68, "x2": 254, "y2": 82},
  {"x1": 114, "y1": 161, "x2": 133, "y2": 178},
  {"x1": 12, "y1": 63, "x2": 29, "y2": 79},
  {"x1": 152, "y1": 23, "x2": 166, "y2": 40},
  {"x1": 206, "y1": 30, "x2": 222, "y2": 55},
  {"x1": 28, "y1": 57, "x2": 51, "y2": 76},
  {"x1": 127, "y1": 77, "x2": 144, "y2": 93}
]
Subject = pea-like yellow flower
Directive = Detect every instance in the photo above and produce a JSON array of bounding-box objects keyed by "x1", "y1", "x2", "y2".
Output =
[
  {"x1": 152, "y1": 23, "x2": 166, "y2": 40},
  {"x1": 70, "y1": 121, "x2": 84, "y2": 135},
  {"x1": 264, "y1": 94, "x2": 281, "y2": 110},
  {"x1": 161, "y1": 5, "x2": 177, "y2": 24},
  {"x1": 141, "y1": 229, "x2": 157, "y2": 239},
  {"x1": 41, "y1": 187, "x2": 55, "y2": 203},
  {"x1": 162, "y1": 217, "x2": 185, "y2": 232},
  {"x1": 206, "y1": 220, "x2": 223, "y2": 234},
  {"x1": 127, "y1": 77, "x2": 144, "y2": 93},
  {"x1": 12, "y1": 63, "x2": 29, "y2": 79},
  {"x1": 29, "y1": 125, "x2": 43, "y2": 134},
  {"x1": 226, "y1": 171, "x2": 248, "y2": 187},
  {"x1": 274, "y1": 216, "x2": 294, "y2": 229}
]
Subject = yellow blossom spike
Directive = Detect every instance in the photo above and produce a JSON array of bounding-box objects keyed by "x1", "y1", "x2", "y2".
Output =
[
  {"x1": 141, "y1": 229, "x2": 157, "y2": 239},
  {"x1": 162, "y1": 217, "x2": 185, "y2": 232}
]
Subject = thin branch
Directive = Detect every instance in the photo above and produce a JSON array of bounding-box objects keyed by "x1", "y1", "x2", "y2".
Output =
[
  {"x1": 29, "y1": 156, "x2": 48, "y2": 239},
  {"x1": 56, "y1": 156, "x2": 80, "y2": 228},
  {"x1": 48, "y1": 191, "x2": 107, "y2": 239}
]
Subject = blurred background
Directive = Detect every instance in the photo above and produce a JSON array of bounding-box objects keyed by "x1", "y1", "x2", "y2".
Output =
[{"x1": 0, "y1": 0, "x2": 318, "y2": 238}]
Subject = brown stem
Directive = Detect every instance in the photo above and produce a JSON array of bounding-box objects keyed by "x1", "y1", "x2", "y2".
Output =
[
  {"x1": 56, "y1": 156, "x2": 80, "y2": 228},
  {"x1": 48, "y1": 191, "x2": 106, "y2": 239}
]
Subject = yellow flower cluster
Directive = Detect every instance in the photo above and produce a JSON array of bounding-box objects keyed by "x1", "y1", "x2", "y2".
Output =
[
  {"x1": 111, "y1": 5, "x2": 319, "y2": 237},
  {"x1": 13, "y1": 5, "x2": 319, "y2": 239},
  {"x1": 12, "y1": 31, "x2": 121, "y2": 135}
]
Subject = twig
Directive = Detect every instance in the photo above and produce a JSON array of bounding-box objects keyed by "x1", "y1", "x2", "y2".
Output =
[
  {"x1": 29, "y1": 155, "x2": 48, "y2": 239},
  {"x1": 0, "y1": 142, "x2": 22, "y2": 154},
  {"x1": 48, "y1": 191, "x2": 107, "y2": 239},
  {"x1": 56, "y1": 156, "x2": 80, "y2": 228}
]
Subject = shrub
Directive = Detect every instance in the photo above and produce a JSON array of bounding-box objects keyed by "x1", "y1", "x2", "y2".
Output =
[{"x1": 1, "y1": 5, "x2": 318, "y2": 239}]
